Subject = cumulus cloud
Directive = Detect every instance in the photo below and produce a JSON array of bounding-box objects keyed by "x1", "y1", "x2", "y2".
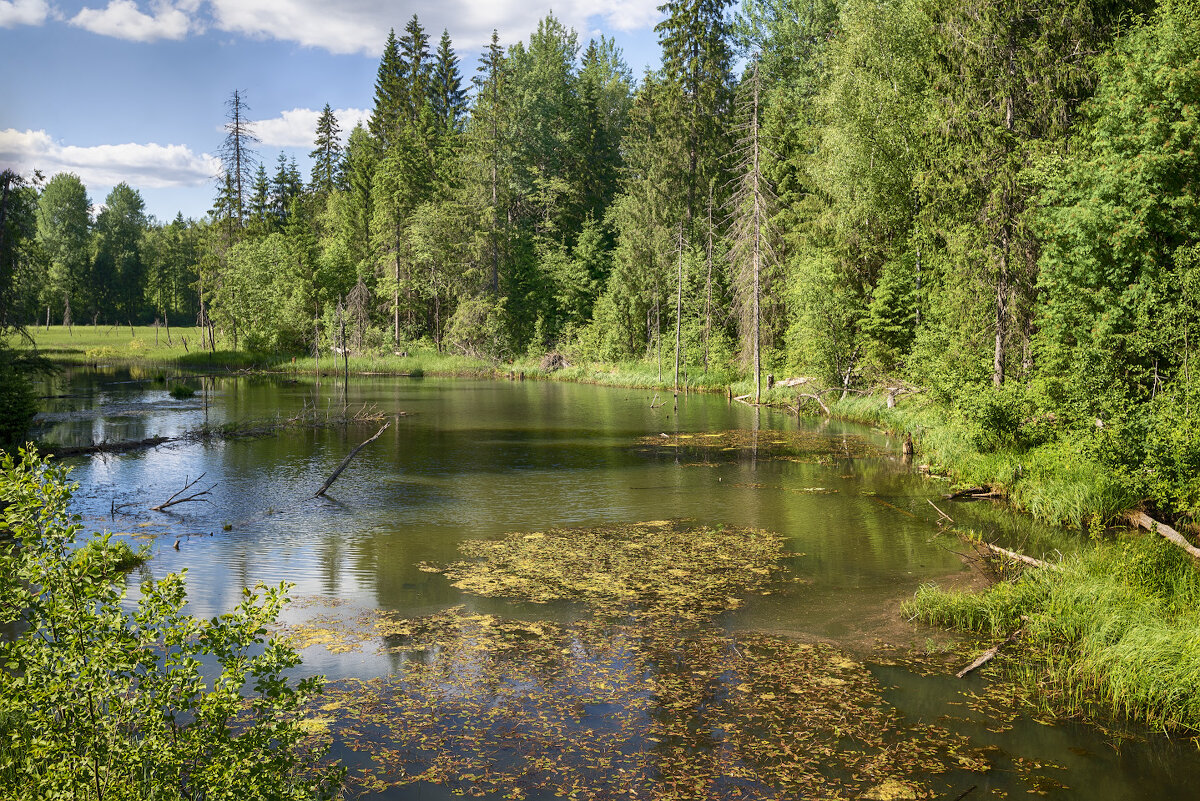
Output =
[
  {"x1": 254, "y1": 107, "x2": 371, "y2": 148},
  {"x1": 69, "y1": 0, "x2": 194, "y2": 41},
  {"x1": 206, "y1": 0, "x2": 662, "y2": 56},
  {"x1": 0, "y1": 128, "x2": 220, "y2": 189},
  {"x1": 0, "y1": 0, "x2": 50, "y2": 27}
]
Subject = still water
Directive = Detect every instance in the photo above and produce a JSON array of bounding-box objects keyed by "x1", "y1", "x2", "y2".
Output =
[{"x1": 31, "y1": 367, "x2": 1200, "y2": 799}]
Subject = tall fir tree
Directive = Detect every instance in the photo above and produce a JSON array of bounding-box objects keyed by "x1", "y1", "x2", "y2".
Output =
[{"x1": 309, "y1": 104, "x2": 342, "y2": 194}]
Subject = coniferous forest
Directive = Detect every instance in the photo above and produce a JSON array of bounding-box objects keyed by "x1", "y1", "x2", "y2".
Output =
[{"x1": 3, "y1": 0, "x2": 1200, "y2": 524}]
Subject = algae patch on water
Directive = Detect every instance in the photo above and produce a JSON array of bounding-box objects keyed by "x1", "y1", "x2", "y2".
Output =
[
  {"x1": 289, "y1": 520, "x2": 997, "y2": 798},
  {"x1": 633, "y1": 429, "x2": 884, "y2": 463},
  {"x1": 427, "y1": 520, "x2": 791, "y2": 619},
  {"x1": 312, "y1": 608, "x2": 989, "y2": 800}
]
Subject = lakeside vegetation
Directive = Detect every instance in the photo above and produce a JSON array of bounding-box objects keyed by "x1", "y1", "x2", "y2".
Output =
[
  {"x1": 0, "y1": 449, "x2": 340, "y2": 800},
  {"x1": 3, "y1": 0, "x2": 1200, "y2": 787}
]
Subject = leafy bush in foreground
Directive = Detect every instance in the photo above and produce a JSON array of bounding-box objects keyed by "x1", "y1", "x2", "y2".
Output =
[{"x1": 0, "y1": 447, "x2": 340, "y2": 800}]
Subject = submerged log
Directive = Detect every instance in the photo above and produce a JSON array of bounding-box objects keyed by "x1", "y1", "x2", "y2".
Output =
[
  {"x1": 314, "y1": 422, "x2": 390, "y2": 498},
  {"x1": 47, "y1": 435, "x2": 174, "y2": 457},
  {"x1": 956, "y1": 627, "x2": 1023, "y2": 678},
  {"x1": 1127, "y1": 511, "x2": 1200, "y2": 559}
]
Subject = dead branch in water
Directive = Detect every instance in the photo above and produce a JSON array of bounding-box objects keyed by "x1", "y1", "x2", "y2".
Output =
[
  {"x1": 927, "y1": 499, "x2": 955, "y2": 523},
  {"x1": 48, "y1": 436, "x2": 173, "y2": 457},
  {"x1": 151, "y1": 473, "x2": 215, "y2": 512},
  {"x1": 314, "y1": 422, "x2": 390, "y2": 498}
]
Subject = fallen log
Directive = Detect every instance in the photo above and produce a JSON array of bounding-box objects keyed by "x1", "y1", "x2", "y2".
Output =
[
  {"x1": 314, "y1": 422, "x2": 390, "y2": 498},
  {"x1": 48, "y1": 435, "x2": 173, "y2": 457},
  {"x1": 944, "y1": 486, "x2": 990, "y2": 500},
  {"x1": 152, "y1": 473, "x2": 215, "y2": 512},
  {"x1": 976, "y1": 540, "x2": 1055, "y2": 570},
  {"x1": 957, "y1": 628, "x2": 1023, "y2": 678},
  {"x1": 797, "y1": 392, "x2": 831, "y2": 416},
  {"x1": 1127, "y1": 511, "x2": 1200, "y2": 559}
]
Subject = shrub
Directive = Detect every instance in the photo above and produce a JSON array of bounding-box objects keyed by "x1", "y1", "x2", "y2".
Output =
[{"x1": 0, "y1": 448, "x2": 340, "y2": 800}]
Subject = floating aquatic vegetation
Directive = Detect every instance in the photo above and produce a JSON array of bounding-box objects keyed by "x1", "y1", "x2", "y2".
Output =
[
  {"x1": 633, "y1": 430, "x2": 884, "y2": 463},
  {"x1": 429, "y1": 521, "x2": 790, "y2": 620},
  {"x1": 308, "y1": 608, "x2": 989, "y2": 800},
  {"x1": 282, "y1": 520, "x2": 1013, "y2": 798}
]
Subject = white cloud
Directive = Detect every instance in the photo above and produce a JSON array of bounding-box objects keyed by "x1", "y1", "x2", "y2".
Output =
[
  {"x1": 0, "y1": 0, "x2": 50, "y2": 27},
  {"x1": 69, "y1": 0, "x2": 194, "y2": 42},
  {"x1": 0, "y1": 128, "x2": 220, "y2": 189},
  {"x1": 206, "y1": 0, "x2": 662, "y2": 56},
  {"x1": 254, "y1": 107, "x2": 370, "y2": 148}
]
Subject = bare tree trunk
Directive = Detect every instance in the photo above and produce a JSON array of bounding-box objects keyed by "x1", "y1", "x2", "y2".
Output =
[{"x1": 674, "y1": 225, "x2": 684, "y2": 391}]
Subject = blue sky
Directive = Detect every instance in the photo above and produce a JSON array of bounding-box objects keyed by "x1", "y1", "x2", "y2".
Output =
[{"x1": 0, "y1": 0, "x2": 664, "y2": 221}]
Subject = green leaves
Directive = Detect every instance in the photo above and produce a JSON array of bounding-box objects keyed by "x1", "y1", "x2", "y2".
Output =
[{"x1": 0, "y1": 447, "x2": 340, "y2": 800}]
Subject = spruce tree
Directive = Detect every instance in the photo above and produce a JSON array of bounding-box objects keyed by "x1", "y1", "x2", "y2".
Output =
[
  {"x1": 370, "y1": 30, "x2": 404, "y2": 149},
  {"x1": 309, "y1": 104, "x2": 342, "y2": 194},
  {"x1": 431, "y1": 30, "x2": 468, "y2": 131},
  {"x1": 655, "y1": 0, "x2": 734, "y2": 227}
]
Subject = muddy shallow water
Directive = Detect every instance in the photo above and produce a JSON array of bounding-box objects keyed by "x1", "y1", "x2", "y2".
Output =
[{"x1": 29, "y1": 367, "x2": 1200, "y2": 799}]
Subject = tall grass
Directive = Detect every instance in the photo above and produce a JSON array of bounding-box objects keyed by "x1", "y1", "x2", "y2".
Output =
[
  {"x1": 906, "y1": 535, "x2": 1200, "y2": 731},
  {"x1": 828, "y1": 392, "x2": 1138, "y2": 527}
]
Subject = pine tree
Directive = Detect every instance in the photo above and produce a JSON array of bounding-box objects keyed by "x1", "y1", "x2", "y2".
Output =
[
  {"x1": 217, "y1": 89, "x2": 259, "y2": 230},
  {"x1": 399, "y1": 15, "x2": 432, "y2": 127},
  {"x1": 655, "y1": 0, "x2": 734, "y2": 227},
  {"x1": 728, "y1": 60, "x2": 774, "y2": 402},
  {"x1": 474, "y1": 30, "x2": 507, "y2": 295},
  {"x1": 248, "y1": 163, "x2": 272, "y2": 232}
]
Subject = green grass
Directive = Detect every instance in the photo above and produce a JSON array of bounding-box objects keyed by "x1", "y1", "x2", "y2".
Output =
[
  {"x1": 906, "y1": 534, "x2": 1200, "y2": 731},
  {"x1": 827, "y1": 392, "x2": 1139, "y2": 527},
  {"x1": 73, "y1": 536, "x2": 150, "y2": 572}
]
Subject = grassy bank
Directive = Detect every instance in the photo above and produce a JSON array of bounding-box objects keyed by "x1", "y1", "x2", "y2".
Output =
[
  {"x1": 825, "y1": 392, "x2": 1139, "y2": 529},
  {"x1": 906, "y1": 533, "x2": 1200, "y2": 732}
]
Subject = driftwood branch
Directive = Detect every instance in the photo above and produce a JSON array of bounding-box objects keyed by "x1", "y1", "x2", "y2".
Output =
[
  {"x1": 977, "y1": 540, "x2": 1055, "y2": 570},
  {"x1": 314, "y1": 422, "x2": 390, "y2": 498},
  {"x1": 1128, "y1": 511, "x2": 1200, "y2": 559},
  {"x1": 957, "y1": 628, "x2": 1023, "y2": 678},
  {"x1": 928, "y1": 499, "x2": 955, "y2": 523},
  {"x1": 797, "y1": 392, "x2": 831, "y2": 416},
  {"x1": 151, "y1": 473, "x2": 214, "y2": 512}
]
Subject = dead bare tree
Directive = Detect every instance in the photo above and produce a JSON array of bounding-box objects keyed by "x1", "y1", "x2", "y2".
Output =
[{"x1": 727, "y1": 58, "x2": 777, "y2": 404}]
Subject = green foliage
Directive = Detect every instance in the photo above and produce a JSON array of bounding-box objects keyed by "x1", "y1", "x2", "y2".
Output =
[
  {"x1": 0, "y1": 448, "x2": 340, "y2": 800},
  {"x1": 169, "y1": 382, "x2": 197, "y2": 399}
]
